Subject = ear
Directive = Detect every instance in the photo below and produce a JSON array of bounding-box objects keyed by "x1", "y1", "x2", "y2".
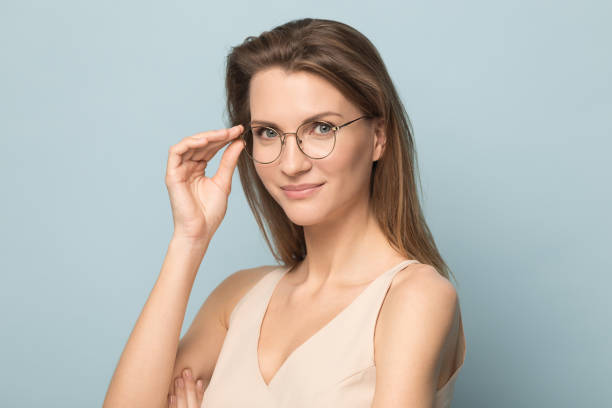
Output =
[{"x1": 371, "y1": 117, "x2": 386, "y2": 162}]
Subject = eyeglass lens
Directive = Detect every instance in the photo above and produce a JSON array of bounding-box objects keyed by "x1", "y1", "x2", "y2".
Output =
[{"x1": 242, "y1": 121, "x2": 335, "y2": 163}]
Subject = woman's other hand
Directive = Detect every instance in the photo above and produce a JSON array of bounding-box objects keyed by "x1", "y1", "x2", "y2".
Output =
[{"x1": 168, "y1": 368, "x2": 205, "y2": 408}]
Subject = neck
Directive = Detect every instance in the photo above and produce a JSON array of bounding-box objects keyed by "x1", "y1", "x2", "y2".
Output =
[{"x1": 297, "y1": 197, "x2": 400, "y2": 290}]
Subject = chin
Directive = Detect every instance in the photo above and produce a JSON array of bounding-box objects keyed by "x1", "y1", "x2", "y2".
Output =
[
  {"x1": 285, "y1": 214, "x2": 324, "y2": 227},
  {"x1": 281, "y1": 204, "x2": 327, "y2": 227}
]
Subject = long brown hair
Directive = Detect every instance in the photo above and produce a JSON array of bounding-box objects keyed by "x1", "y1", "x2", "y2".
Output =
[{"x1": 224, "y1": 18, "x2": 456, "y2": 283}]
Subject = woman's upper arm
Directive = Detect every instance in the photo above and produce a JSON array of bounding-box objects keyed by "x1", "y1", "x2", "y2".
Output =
[
  {"x1": 371, "y1": 265, "x2": 459, "y2": 408},
  {"x1": 167, "y1": 265, "x2": 277, "y2": 394}
]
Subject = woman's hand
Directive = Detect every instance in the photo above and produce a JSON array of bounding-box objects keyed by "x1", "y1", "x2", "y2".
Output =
[
  {"x1": 165, "y1": 125, "x2": 245, "y2": 244},
  {"x1": 168, "y1": 368, "x2": 205, "y2": 408}
]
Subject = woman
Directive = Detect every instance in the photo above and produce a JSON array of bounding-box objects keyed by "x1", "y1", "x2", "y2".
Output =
[{"x1": 104, "y1": 18, "x2": 466, "y2": 408}]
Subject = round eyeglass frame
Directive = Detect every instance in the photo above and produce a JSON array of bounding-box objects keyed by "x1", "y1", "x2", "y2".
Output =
[{"x1": 240, "y1": 115, "x2": 373, "y2": 164}]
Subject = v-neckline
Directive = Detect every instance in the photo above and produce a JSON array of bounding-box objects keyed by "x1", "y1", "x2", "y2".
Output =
[{"x1": 255, "y1": 259, "x2": 417, "y2": 390}]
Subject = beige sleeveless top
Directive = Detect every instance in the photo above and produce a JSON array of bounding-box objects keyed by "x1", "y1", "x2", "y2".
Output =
[{"x1": 202, "y1": 259, "x2": 466, "y2": 407}]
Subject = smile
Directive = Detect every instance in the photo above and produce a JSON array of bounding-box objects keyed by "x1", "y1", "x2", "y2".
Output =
[{"x1": 281, "y1": 183, "x2": 325, "y2": 199}]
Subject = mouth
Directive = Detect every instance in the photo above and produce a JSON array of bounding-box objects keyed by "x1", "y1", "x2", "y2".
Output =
[{"x1": 280, "y1": 182, "x2": 325, "y2": 199}]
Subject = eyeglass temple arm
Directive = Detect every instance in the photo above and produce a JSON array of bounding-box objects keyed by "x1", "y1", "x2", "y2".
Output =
[{"x1": 336, "y1": 115, "x2": 374, "y2": 129}]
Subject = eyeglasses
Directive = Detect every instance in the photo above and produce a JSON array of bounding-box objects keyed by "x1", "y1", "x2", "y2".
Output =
[{"x1": 240, "y1": 115, "x2": 373, "y2": 164}]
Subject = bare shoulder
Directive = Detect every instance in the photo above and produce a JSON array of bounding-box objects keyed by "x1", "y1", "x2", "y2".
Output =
[
  {"x1": 380, "y1": 263, "x2": 459, "y2": 346},
  {"x1": 217, "y1": 264, "x2": 281, "y2": 329},
  {"x1": 388, "y1": 263, "x2": 458, "y2": 305},
  {"x1": 372, "y1": 263, "x2": 460, "y2": 405}
]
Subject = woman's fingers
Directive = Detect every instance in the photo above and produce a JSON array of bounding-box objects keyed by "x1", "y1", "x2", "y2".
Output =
[
  {"x1": 172, "y1": 368, "x2": 203, "y2": 408},
  {"x1": 168, "y1": 128, "x2": 225, "y2": 171},
  {"x1": 211, "y1": 137, "x2": 245, "y2": 195},
  {"x1": 182, "y1": 129, "x2": 239, "y2": 162},
  {"x1": 168, "y1": 125, "x2": 244, "y2": 170},
  {"x1": 183, "y1": 369, "x2": 200, "y2": 407},
  {"x1": 196, "y1": 378, "x2": 205, "y2": 403},
  {"x1": 174, "y1": 377, "x2": 185, "y2": 408}
]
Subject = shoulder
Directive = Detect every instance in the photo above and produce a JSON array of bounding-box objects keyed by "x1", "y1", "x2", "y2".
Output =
[
  {"x1": 217, "y1": 264, "x2": 281, "y2": 329},
  {"x1": 385, "y1": 263, "x2": 458, "y2": 317},
  {"x1": 372, "y1": 263, "x2": 459, "y2": 405},
  {"x1": 377, "y1": 263, "x2": 459, "y2": 351}
]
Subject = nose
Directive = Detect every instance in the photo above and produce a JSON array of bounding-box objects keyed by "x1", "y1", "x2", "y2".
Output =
[{"x1": 278, "y1": 132, "x2": 311, "y2": 174}]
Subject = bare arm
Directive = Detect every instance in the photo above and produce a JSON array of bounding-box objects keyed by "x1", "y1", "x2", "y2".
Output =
[
  {"x1": 372, "y1": 265, "x2": 459, "y2": 408},
  {"x1": 103, "y1": 124, "x2": 244, "y2": 407},
  {"x1": 103, "y1": 236, "x2": 209, "y2": 408}
]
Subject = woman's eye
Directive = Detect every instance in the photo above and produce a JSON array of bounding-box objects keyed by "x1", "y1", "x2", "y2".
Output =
[
  {"x1": 264, "y1": 128, "x2": 278, "y2": 138},
  {"x1": 254, "y1": 127, "x2": 278, "y2": 138},
  {"x1": 315, "y1": 122, "x2": 332, "y2": 134}
]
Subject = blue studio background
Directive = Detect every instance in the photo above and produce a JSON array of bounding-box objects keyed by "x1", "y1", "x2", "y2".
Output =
[{"x1": 1, "y1": 1, "x2": 610, "y2": 406}]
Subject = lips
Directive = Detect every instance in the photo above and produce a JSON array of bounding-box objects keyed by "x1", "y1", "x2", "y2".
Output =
[{"x1": 281, "y1": 183, "x2": 325, "y2": 191}]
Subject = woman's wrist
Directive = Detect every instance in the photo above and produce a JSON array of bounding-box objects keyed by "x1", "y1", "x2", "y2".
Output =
[{"x1": 169, "y1": 234, "x2": 211, "y2": 251}]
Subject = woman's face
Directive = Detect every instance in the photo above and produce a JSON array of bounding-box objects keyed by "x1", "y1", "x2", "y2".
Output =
[{"x1": 248, "y1": 67, "x2": 385, "y2": 227}]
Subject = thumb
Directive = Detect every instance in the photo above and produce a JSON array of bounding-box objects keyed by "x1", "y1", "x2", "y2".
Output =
[{"x1": 211, "y1": 137, "x2": 245, "y2": 194}]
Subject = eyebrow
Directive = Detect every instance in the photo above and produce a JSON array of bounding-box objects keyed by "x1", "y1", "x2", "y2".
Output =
[{"x1": 250, "y1": 111, "x2": 343, "y2": 129}]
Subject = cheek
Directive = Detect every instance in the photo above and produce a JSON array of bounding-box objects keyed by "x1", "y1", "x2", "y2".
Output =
[
  {"x1": 254, "y1": 165, "x2": 268, "y2": 185},
  {"x1": 254, "y1": 165, "x2": 279, "y2": 196},
  {"x1": 324, "y1": 143, "x2": 371, "y2": 182}
]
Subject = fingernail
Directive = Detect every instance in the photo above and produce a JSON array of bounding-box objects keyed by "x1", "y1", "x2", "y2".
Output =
[
  {"x1": 183, "y1": 368, "x2": 192, "y2": 378},
  {"x1": 197, "y1": 379, "x2": 203, "y2": 389}
]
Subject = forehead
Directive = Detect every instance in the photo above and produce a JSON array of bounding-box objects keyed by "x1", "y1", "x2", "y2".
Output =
[{"x1": 249, "y1": 67, "x2": 347, "y2": 122}]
